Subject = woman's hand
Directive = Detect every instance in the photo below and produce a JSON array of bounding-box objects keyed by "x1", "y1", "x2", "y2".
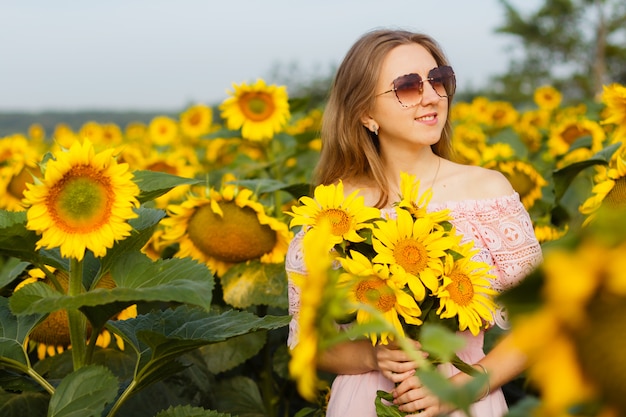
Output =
[
  {"x1": 375, "y1": 339, "x2": 425, "y2": 384},
  {"x1": 392, "y1": 375, "x2": 454, "y2": 417}
]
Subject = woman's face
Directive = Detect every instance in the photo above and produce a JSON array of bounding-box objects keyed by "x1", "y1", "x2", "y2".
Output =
[{"x1": 368, "y1": 43, "x2": 449, "y2": 152}]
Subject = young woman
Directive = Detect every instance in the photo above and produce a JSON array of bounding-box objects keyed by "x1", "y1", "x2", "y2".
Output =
[{"x1": 286, "y1": 29, "x2": 543, "y2": 417}]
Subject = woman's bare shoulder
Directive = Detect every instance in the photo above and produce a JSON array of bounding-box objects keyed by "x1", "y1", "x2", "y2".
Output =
[
  {"x1": 437, "y1": 161, "x2": 514, "y2": 201},
  {"x1": 341, "y1": 179, "x2": 380, "y2": 207}
]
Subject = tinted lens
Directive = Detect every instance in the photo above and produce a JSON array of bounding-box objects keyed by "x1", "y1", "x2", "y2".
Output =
[
  {"x1": 393, "y1": 73, "x2": 423, "y2": 107},
  {"x1": 427, "y1": 66, "x2": 455, "y2": 97}
]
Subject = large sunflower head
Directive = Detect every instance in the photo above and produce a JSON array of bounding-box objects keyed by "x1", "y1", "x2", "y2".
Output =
[
  {"x1": 338, "y1": 250, "x2": 422, "y2": 345},
  {"x1": 286, "y1": 181, "x2": 381, "y2": 245},
  {"x1": 483, "y1": 159, "x2": 547, "y2": 209},
  {"x1": 219, "y1": 79, "x2": 291, "y2": 142},
  {"x1": 548, "y1": 117, "x2": 606, "y2": 158},
  {"x1": 371, "y1": 208, "x2": 459, "y2": 300},
  {"x1": 601, "y1": 83, "x2": 626, "y2": 143},
  {"x1": 161, "y1": 183, "x2": 292, "y2": 276},
  {"x1": 434, "y1": 243, "x2": 497, "y2": 335},
  {"x1": 22, "y1": 139, "x2": 140, "y2": 261}
]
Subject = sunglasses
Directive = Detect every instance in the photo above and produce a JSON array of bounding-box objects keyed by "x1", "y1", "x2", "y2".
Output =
[{"x1": 376, "y1": 66, "x2": 456, "y2": 107}]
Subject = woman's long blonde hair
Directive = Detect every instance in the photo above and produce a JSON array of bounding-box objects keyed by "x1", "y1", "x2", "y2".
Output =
[{"x1": 314, "y1": 29, "x2": 455, "y2": 207}]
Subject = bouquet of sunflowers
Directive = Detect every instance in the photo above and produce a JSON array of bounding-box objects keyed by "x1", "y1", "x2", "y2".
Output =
[{"x1": 286, "y1": 172, "x2": 499, "y2": 410}]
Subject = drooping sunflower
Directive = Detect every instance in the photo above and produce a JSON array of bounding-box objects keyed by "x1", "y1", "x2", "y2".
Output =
[
  {"x1": 395, "y1": 172, "x2": 452, "y2": 224},
  {"x1": 372, "y1": 208, "x2": 459, "y2": 301},
  {"x1": 533, "y1": 85, "x2": 562, "y2": 111},
  {"x1": 22, "y1": 139, "x2": 140, "y2": 261},
  {"x1": 180, "y1": 103, "x2": 213, "y2": 138},
  {"x1": 15, "y1": 267, "x2": 137, "y2": 360},
  {"x1": 483, "y1": 159, "x2": 547, "y2": 209},
  {"x1": 219, "y1": 79, "x2": 290, "y2": 141},
  {"x1": 338, "y1": 250, "x2": 422, "y2": 345},
  {"x1": 434, "y1": 243, "x2": 497, "y2": 336},
  {"x1": 161, "y1": 183, "x2": 292, "y2": 276},
  {"x1": 287, "y1": 181, "x2": 381, "y2": 245},
  {"x1": 580, "y1": 150, "x2": 626, "y2": 223}
]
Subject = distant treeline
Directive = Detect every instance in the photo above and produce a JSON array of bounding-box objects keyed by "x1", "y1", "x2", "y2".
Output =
[{"x1": 0, "y1": 111, "x2": 179, "y2": 137}]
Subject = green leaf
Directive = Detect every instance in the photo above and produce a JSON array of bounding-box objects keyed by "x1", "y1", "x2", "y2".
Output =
[
  {"x1": 416, "y1": 367, "x2": 484, "y2": 415},
  {"x1": 0, "y1": 297, "x2": 44, "y2": 368},
  {"x1": 226, "y1": 178, "x2": 292, "y2": 194},
  {"x1": 374, "y1": 390, "x2": 405, "y2": 417},
  {"x1": 9, "y1": 254, "x2": 214, "y2": 316},
  {"x1": 212, "y1": 376, "x2": 266, "y2": 417},
  {"x1": 552, "y1": 142, "x2": 621, "y2": 201},
  {"x1": 107, "y1": 306, "x2": 290, "y2": 391},
  {"x1": 198, "y1": 331, "x2": 267, "y2": 374},
  {"x1": 132, "y1": 170, "x2": 202, "y2": 204},
  {"x1": 419, "y1": 323, "x2": 466, "y2": 364},
  {"x1": 0, "y1": 258, "x2": 29, "y2": 289},
  {"x1": 220, "y1": 261, "x2": 288, "y2": 309},
  {"x1": 48, "y1": 365, "x2": 118, "y2": 417},
  {"x1": 154, "y1": 405, "x2": 233, "y2": 417},
  {"x1": 0, "y1": 390, "x2": 49, "y2": 417}
]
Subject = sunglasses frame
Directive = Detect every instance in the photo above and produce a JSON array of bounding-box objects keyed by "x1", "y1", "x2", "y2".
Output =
[{"x1": 376, "y1": 66, "x2": 456, "y2": 108}]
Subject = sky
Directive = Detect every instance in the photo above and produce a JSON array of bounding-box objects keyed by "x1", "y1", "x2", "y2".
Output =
[{"x1": 0, "y1": 0, "x2": 536, "y2": 112}]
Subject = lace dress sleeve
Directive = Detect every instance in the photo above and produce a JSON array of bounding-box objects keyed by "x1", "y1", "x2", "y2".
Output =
[{"x1": 285, "y1": 229, "x2": 306, "y2": 349}]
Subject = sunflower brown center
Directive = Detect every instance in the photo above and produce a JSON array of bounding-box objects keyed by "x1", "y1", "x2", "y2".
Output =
[
  {"x1": 561, "y1": 125, "x2": 590, "y2": 145},
  {"x1": 187, "y1": 201, "x2": 277, "y2": 263},
  {"x1": 47, "y1": 166, "x2": 113, "y2": 233},
  {"x1": 317, "y1": 208, "x2": 351, "y2": 237},
  {"x1": 239, "y1": 92, "x2": 276, "y2": 122},
  {"x1": 188, "y1": 111, "x2": 202, "y2": 126},
  {"x1": 604, "y1": 177, "x2": 626, "y2": 208},
  {"x1": 446, "y1": 270, "x2": 474, "y2": 306},
  {"x1": 355, "y1": 278, "x2": 396, "y2": 312},
  {"x1": 393, "y1": 238, "x2": 427, "y2": 275}
]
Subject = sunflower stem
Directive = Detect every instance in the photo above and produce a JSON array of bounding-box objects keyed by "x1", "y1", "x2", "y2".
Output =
[
  {"x1": 68, "y1": 257, "x2": 87, "y2": 370},
  {"x1": 106, "y1": 379, "x2": 137, "y2": 417}
]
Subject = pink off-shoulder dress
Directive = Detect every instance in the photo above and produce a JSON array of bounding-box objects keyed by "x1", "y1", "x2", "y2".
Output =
[{"x1": 286, "y1": 192, "x2": 543, "y2": 417}]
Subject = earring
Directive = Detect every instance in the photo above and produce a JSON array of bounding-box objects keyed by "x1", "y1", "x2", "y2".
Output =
[{"x1": 372, "y1": 125, "x2": 379, "y2": 136}]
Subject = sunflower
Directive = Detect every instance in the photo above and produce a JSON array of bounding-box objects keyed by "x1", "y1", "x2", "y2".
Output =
[
  {"x1": 289, "y1": 220, "x2": 337, "y2": 401},
  {"x1": 533, "y1": 85, "x2": 562, "y2": 111},
  {"x1": 483, "y1": 159, "x2": 547, "y2": 209},
  {"x1": 395, "y1": 172, "x2": 452, "y2": 224},
  {"x1": 580, "y1": 150, "x2": 626, "y2": 223},
  {"x1": 148, "y1": 116, "x2": 178, "y2": 146},
  {"x1": 15, "y1": 266, "x2": 137, "y2": 360},
  {"x1": 28, "y1": 123, "x2": 46, "y2": 142},
  {"x1": 601, "y1": 83, "x2": 626, "y2": 143},
  {"x1": 548, "y1": 117, "x2": 606, "y2": 158},
  {"x1": 161, "y1": 183, "x2": 292, "y2": 276},
  {"x1": 180, "y1": 103, "x2": 213, "y2": 138},
  {"x1": 434, "y1": 243, "x2": 497, "y2": 336},
  {"x1": 0, "y1": 135, "x2": 41, "y2": 211},
  {"x1": 219, "y1": 79, "x2": 290, "y2": 141},
  {"x1": 22, "y1": 139, "x2": 140, "y2": 261},
  {"x1": 338, "y1": 250, "x2": 422, "y2": 345},
  {"x1": 79, "y1": 121, "x2": 104, "y2": 144},
  {"x1": 372, "y1": 208, "x2": 459, "y2": 300},
  {"x1": 486, "y1": 100, "x2": 518, "y2": 130},
  {"x1": 514, "y1": 109, "x2": 551, "y2": 153},
  {"x1": 287, "y1": 181, "x2": 380, "y2": 245}
]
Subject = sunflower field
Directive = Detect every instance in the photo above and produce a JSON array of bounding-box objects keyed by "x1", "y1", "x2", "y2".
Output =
[{"x1": 0, "y1": 78, "x2": 625, "y2": 417}]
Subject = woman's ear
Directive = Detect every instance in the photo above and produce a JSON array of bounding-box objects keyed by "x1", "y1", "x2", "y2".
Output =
[{"x1": 361, "y1": 114, "x2": 379, "y2": 136}]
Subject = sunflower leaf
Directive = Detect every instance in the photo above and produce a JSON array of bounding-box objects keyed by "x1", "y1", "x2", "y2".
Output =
[
  {"x1": 552, "y1": 142, "x2": 621, "y2": 201},
  {"x1": 9, "y1": 254, "x2": 214, "y2": 315},
  {"x1": 0, "y1": 258, "x2": 30, "y2": 289},
  {"x1": 0, "y1": 297, "x2": 44, "y2": 369},
  {"x1": 212, "y1": 376, "x2": 266, "y2": 417},
  {"x1": 154, "y1": 405, "x2": 233, "y2": 417},
  {"x1": 132, "y1": 170, "x2": 202, "y2": 204},
  {"x1": 107, "y1": 306, "x2": 290, "y2": 391},
  {"x1": 48, "y1": 364, "x2": 118, "y2": 417},
  {"x1": 220, "y1": 261, "x2": 288, "y2": 309}
]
